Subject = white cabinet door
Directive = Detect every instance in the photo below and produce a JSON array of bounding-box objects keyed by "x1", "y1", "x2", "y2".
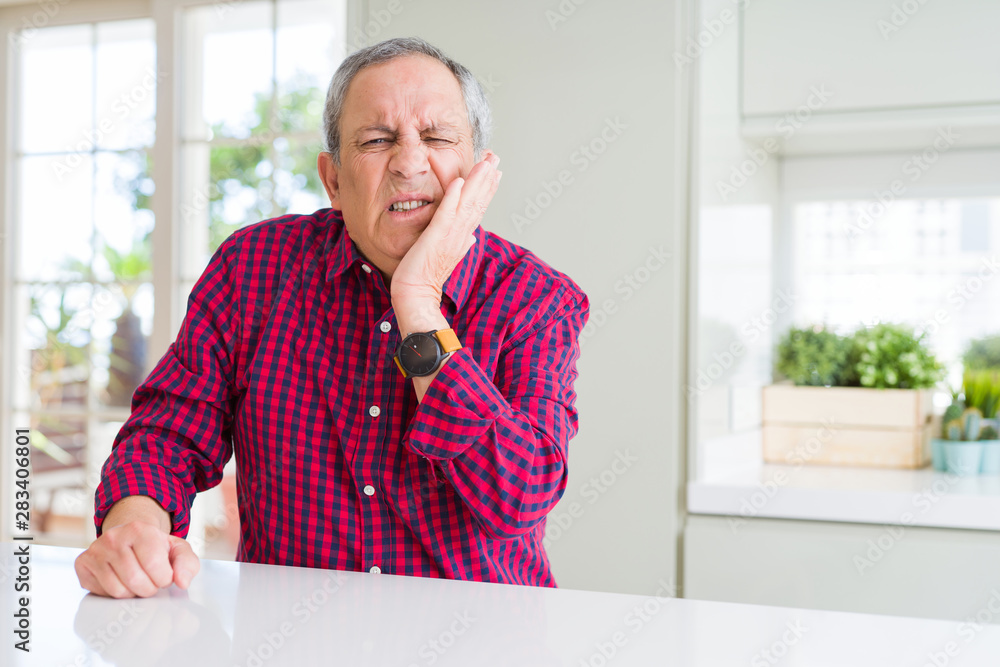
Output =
[{"x1": 742, "y1": 0, "x2": 1000, "y2": 118}]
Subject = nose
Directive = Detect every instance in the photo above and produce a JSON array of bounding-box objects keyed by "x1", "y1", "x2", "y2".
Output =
[{"x1": 387, "y1": 136, "x2": 429, "y2": 180}]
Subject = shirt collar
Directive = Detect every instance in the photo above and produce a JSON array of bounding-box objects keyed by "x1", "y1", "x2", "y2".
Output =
[
  {"x1": 324, "y1": 209, "x2": 360, "y2": 281},
  {"x1": 324, "y1": 208, "x2": 486, "y2": 312}
]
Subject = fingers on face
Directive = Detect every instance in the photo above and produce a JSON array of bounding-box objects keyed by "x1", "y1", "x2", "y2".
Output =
[{"x1": 458, "y1": 158, "x2": 501, "y2": 221}]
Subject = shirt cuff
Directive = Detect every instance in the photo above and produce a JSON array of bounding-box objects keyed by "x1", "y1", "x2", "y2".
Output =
[
  {"x1": 403, "y1": 348, "x2": 509, "y2": 460},
  {"x1": 94, "y1": 461, "x2": 194, "y2": 538}
]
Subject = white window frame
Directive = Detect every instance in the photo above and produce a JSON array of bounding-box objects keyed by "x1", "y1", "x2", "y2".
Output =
[{"x1": 0, "y1": 0, "x2": 364, "y2": 543}]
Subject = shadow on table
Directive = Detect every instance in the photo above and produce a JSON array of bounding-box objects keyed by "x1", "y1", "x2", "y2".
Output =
[
  {"x1": 73, "y1": 589, "x2": 230, "y2": 666},
  {"x1": 74, "y1": 564, "x2": 561, "y2": 665}
]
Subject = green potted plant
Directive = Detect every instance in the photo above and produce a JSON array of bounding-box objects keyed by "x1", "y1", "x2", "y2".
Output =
[
  {"x1": 963, "y1": 335, "x2": 1000, "y2": 371},
  {"x1": 942, "y1": 408, "x2": 986, "y2": 476},
  {"x1": 930, "y1": 400, "x2": 964, "y2": 472},
  {"x1": 848, "y1": 323, "x2": 945, "y2": 390},
  {"x1": 980, "y1": 424, "x2": 1000, "y2": 475},
  {"x1": 764, "y1": 322, "x2": 944, "y2": 469},
  {"x1": 961, "y1": 368, "x2": 1000, "y2": 475},
  {"x1": 775, "y1": 326, "x2": 853, "y2": 387}
]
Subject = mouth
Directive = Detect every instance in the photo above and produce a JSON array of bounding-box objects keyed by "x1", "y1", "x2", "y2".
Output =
[
  {"x1": 387, "y1": 199, "x2": 432, "y2": 213},
  {"x1": 385, "y1": 195, "x2": 435, "y2": 223}
]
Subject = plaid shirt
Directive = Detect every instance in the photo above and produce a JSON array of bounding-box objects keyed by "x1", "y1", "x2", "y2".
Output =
[{"x1": 95, "y1": 208, "x2": 588, "y2": 587}]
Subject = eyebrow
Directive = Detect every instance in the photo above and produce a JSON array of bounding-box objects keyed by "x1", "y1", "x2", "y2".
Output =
[{"x1": 353, "y1": 121, "x2": 461, "y2": 137}]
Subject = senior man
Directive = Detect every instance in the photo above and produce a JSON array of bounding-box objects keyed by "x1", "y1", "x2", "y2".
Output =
[{"x1": 75, "y1": 37, "x2": 589, "y2": 598}]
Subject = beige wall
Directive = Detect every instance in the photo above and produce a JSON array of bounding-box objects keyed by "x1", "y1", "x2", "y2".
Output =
[{"x1": 361, "y1": 0, "x2": 689, "y2": 595}]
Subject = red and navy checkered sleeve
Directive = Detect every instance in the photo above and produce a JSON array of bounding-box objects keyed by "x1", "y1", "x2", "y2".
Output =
[
  {"x1": 403, "y1": 288, "x2": 589, "y2": 540},
  {"x1": 94, "y1": 236, "x2": 244, "y2": 538}
]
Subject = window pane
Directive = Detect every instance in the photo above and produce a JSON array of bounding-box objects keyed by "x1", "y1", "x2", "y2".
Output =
[
  {"x1": 273, "y1": 137, "x2": 325, "y2": 213},
  {"x1": 92, "y1": 284, "x2": 152, "y2": 409},
  {"x1": 19, "y1": 25, "x2": 94, "y2": 154},
  {"x1": 17, "y1": 154, "x2": 94, "y2": 281},
  {"x1": 178, "y1": 143, "x2": 214, "y2": 281},
  {"x1": 276, "y1": 0, "x2": 345, "y2": 133},
  {"x1": 29, "y1": 414, "x2": 89, "y2": 538},
  {"x1": 184, "y1": 1, "x2": 274, "y2": 141},
  {"x1": 95, "y1": 20, "x2": 157, "y2": 150},
  {"x1": 30, "y1": 414, "x2": 87, "y2": 475},
  {"x1": 210, "y1": 143, "x2": 272, "y2": 246},
  {"x1": 696, "y1": 205, "x2": 774, "y2": 441},
  {"x1": 20, "y1": 284, "x2": 95, "y2": 413},
  {"x1": 793, "y1": 197, "x2": 1000, "y2": 375},
  {"x1": 93, "y1": 151, "x2": 154, "y2": 283}
]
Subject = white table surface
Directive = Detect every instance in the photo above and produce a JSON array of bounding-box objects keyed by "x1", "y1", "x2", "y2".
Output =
[{"x1": 4, "y1": 542, "x2": 1000, "y2": 666}]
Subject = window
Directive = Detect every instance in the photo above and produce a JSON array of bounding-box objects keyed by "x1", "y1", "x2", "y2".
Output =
[
  {"x1": 178, "y1": 0, "x2": 343, "y2": 310},
  {"x1": 1, "y1": 0, "x2": 347, "y2": 549},
  {"x1": 793, "y1": 197, "x2": 1000, "y2": 374},
  {"x1": 9, "y1": 18, "x2": 157, "y2": 544},
  {"x1": 782, "y1": 152, "x2": 1000, "y2": 387}
]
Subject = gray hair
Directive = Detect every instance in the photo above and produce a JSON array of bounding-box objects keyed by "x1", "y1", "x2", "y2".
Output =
[{"x1": 322, "y1": 37, "x2": 493, "y2": 164}]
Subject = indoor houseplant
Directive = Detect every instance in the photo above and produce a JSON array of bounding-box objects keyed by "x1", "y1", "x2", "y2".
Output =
[
  {"x1": 979, "y1": 424, "x2": 1000, "y2": 475},
  {"x1": 764, "y1": 323, "x2": 944, "y2": 469},
  {"x1": 963, "y1": 370, "x2": 1000, "y2": 474},
  {"x1": 930, "y1": 400, "x2": 964, "y2": 472},
  {"x1": 942, "y1": 408, "x2": 986, "y2": 476},
  {"x1": 963, "y1": 335, "x2": 1000, "y2": 372}
]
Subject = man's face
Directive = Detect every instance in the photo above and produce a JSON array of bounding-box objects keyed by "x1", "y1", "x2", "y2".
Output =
[{"x1": 318, "y1": 54, "x2": 477, "y2": 274}]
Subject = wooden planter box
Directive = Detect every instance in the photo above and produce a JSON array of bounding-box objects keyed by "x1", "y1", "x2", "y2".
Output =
[{"x1": 761, "y1": 385, "x2": 934, "y2": 469}]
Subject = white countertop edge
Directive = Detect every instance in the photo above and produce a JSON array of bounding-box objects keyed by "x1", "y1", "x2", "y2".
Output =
[{"x1": 688, "y1": 470, "x2": 1000, "y2": 531}]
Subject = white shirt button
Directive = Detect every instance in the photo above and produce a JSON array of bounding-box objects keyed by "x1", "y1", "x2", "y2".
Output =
[
  {"x1": 363, "y1": 484, "x2": 375, "y2": 496},
  {"x1": 369, "y1": 565, "x2": 381, "y2": 574},
  {"x1": 369, "y1": 405, "x2": 380, "y2": 417},
  {"x1": 361, "y1": 264, "x2": 372, "y2": 274},
  {"x1": 379, "y1": 321, "x2": 392, "y2": 333}
]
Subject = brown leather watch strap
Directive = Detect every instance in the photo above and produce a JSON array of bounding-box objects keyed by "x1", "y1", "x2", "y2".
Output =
[{"x1": 434, "y1": 328, "x2": 462, "y2": 354}]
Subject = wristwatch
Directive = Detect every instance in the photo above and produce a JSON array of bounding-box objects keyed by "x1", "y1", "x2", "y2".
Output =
[{"x1": 394, "y1": 329, "x2": 462, "y2": 378}]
